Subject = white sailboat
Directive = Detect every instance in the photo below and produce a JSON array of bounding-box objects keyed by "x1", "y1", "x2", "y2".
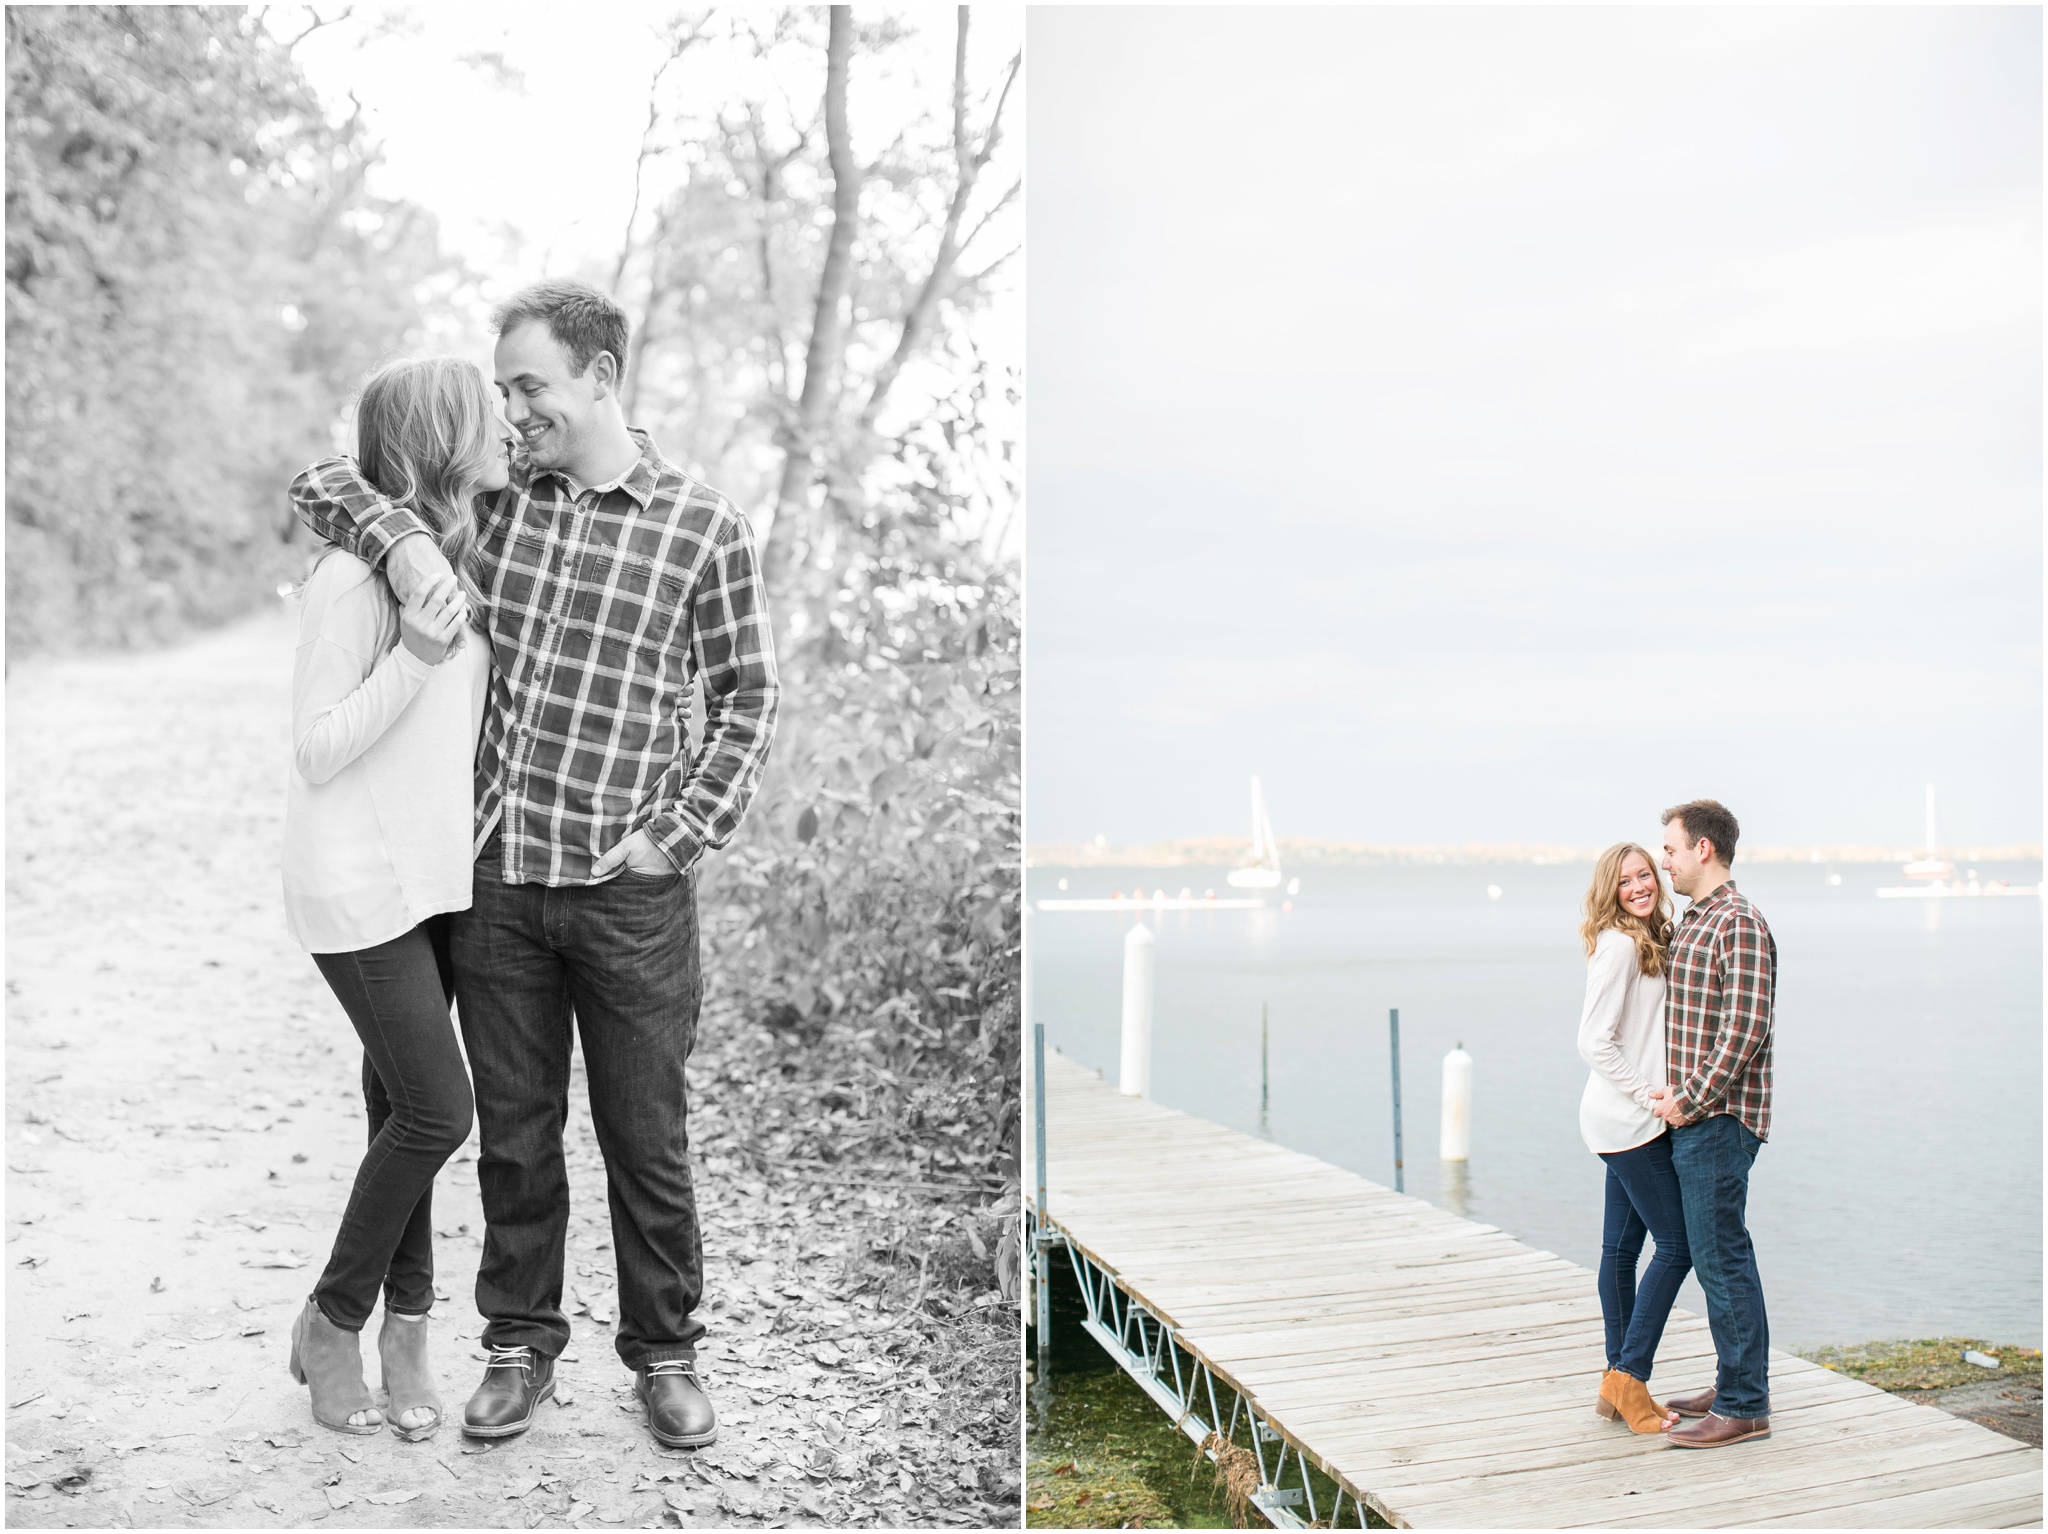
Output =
[
  {"x1": 1227, "y1": 777, "x2": 1284, "y2": 890},
  {"x1": 1877, "y1": 783, "x2": 2039, "y2": 899},
  {"x1": 1898, "y1": 783, "x2": 1953, "y2": 881}
]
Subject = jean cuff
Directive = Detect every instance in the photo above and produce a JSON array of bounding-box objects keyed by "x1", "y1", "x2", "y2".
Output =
[{"x1": 638, "y1": 1348, "x2": 700, "y2": 1368}]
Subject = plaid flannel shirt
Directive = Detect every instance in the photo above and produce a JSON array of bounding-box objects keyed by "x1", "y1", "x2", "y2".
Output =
[
  {"x1": 1664, "y1": 879, "x2": 1776, "y2": 1140},
  {"x1": 289, "y1": 430, "x2": 779, "y2": 886}
]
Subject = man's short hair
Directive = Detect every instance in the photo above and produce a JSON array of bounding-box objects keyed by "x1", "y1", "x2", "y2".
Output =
[
  {"x1": 489, "y1": 280, "x2": 630, "y2": 377},
  {"x1": 1663, "y1": 799, "x2": 1740, "y2": 867}
]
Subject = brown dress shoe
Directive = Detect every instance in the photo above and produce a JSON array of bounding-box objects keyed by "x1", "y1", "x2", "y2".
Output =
[
  {"x1": 1662, "y1": 1385, "x2": 1717, "y2": 1418},
  {"x1": 1667, "y1": 1410, "x2": 1769, "y2": 1449}
]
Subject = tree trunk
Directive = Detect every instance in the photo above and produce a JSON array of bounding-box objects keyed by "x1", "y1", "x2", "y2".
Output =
[{"x1": 762, "y1": 4, "x2": 860, "y2": 597}]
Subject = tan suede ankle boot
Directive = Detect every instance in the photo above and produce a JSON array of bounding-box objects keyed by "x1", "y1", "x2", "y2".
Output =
[{"x1": 1598, "y1": 1368, "x2": 1677, "y2": 1434}]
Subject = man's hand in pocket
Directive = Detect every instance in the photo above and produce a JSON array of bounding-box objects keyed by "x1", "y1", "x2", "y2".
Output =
[{"x1": 593, "y1": 829, "x2": 673, "y2": 879}]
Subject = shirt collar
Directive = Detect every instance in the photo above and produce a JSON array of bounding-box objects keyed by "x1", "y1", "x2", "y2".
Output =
[
  {"x1": 1682, "y1": 878, "x2": 1739, "y2": 919},
  {"x1": 528, "y1": 427, "x2": 662, "y2": 508}
]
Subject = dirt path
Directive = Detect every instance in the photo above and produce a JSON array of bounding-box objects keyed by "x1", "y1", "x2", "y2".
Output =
[{"x1": 5, "y1": 606, "x2": 1021, "y2": 1529}]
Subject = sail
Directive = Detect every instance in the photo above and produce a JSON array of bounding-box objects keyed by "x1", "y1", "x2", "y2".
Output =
[{"x1": 1229, "y1": 776, "x2": 1283, "y2": 888}]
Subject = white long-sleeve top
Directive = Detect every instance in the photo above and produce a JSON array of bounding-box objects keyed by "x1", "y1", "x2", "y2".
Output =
[
  {"x1": 1576, "y1": 927, "x2": 1669, "y2": 1154},
  {"x1": 281, "y1": 550, "x2": 489, "y2": 954}
]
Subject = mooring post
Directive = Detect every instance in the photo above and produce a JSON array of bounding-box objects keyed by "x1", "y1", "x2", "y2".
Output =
[
  {"x1": 1119, "y1": 923, "x2": 1154, "y2": 1097},
  {"x1": 1033, "y1": 1019, "x2": 1050, "y2": 1386},
  {"x1": 1441, "y1": 1041, "x2": 1472, "y2": 1162},
  {"x1": 1259, "y1": 1002, "x2": 1270, "y2": 1136},
  {"x1": 1389, "y1": 1007, "x2": 1405, "y2": 1193}
]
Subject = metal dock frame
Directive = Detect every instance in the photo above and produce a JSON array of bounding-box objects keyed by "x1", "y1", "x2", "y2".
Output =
[{"x1": 1043, "y1": 1228, "x2": 1388, "y2": 1531}]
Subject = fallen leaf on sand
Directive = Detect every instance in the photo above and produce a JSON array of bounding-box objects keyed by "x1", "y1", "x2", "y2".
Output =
[
  {"x1": 324, "y1": 1486, "x2": 353, "y2": 1510},
  {"x1": 363, "y1": 1489, "x2": 422, "y2": 1505},
  {"x1": 17, "y1": 1254, "x2": 48, "y2": 1269},
  {"x1": 148, "y1": 1277, "x2": 165, "y2": 1293},
  {"x1": 9, "y1": 1389, "x2": 46, "y2": 1410},
  {"x1": 243, "y1": 1249, "x2": 307, "y2": 1269}
]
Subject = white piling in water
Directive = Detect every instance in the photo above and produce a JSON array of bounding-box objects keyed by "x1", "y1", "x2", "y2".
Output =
[
  {"x1": 1119, "y1": 924, "x2": 1155, "y2": 1098},
  {"x1": 1441, "y1": 1042, "x2": 1473, "y2": 1162}
]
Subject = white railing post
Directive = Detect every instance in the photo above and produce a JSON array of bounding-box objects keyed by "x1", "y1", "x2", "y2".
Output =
[{"x1": 1119, "y1": 924, "x2": 1155, "y2": 1097}]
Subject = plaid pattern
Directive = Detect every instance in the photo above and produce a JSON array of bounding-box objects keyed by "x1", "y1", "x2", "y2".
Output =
[
  {"x1": 290, "y1": 431, "x2": 779, "y2": 886},
  {"x1": 1664, "y1": 879, "x2": 1776, "y2": 1140}
]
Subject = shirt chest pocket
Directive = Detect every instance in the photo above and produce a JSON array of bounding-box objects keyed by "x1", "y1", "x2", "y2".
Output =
[{"x1": 569, "y1": 548, "x2": 687, "y2": 656}]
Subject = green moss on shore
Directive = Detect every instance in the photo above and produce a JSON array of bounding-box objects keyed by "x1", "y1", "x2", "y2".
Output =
[{"x1": 1799, "y1": 1338, "x2": 2043, "y2": 1393}]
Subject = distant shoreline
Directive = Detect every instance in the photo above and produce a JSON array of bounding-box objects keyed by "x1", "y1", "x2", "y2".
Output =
[{"x1": 1027, "y1": 837, "x2": 2044, "y2": 869}]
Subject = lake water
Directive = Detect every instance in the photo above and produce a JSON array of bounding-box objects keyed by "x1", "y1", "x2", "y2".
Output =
[{"x1": 1027, "y1": 860, "x2": 2043, "y2": 1349}]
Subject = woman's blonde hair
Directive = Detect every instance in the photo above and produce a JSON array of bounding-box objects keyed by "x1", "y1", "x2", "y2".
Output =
[
  {"x1": 1579, "y1": 842, "x2": 1673, "y2": 976},
  {"x1": 353, "y1": 356, "x2": 493, "y2": 616}
]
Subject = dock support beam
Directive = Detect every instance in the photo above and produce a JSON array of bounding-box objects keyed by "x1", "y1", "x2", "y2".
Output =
[{"x1": 1047, "y1": 1233, "x2": 1384, "y2": 1530}]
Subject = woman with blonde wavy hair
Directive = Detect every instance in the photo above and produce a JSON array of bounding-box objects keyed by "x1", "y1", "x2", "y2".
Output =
[
  {"x1": 280, "y1": 357, "x2": 511, "y2": 1438},
  {"x1": 1576, "y1": 841, "x2": 1690, "y2": 1435}
]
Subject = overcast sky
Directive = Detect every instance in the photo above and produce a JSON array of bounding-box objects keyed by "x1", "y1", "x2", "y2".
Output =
[{"x1": 1025, "y1": 7, "x2": 2040, "y2": 853}]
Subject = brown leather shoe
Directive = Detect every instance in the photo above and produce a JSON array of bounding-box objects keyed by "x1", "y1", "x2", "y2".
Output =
[
  {"x1": 1663, "y1": 1385, "x2": 1717, "y2": 1418},
  {"x1": 462, "y1": 1347, "x2": 555, "y2": 1439},
  {"x1": 1667, "y1": 1410, "x2": 1769, "y2": 1448},
  {"x1": 634, "y1": 1359, "x2": 717, "y2": 1448}
]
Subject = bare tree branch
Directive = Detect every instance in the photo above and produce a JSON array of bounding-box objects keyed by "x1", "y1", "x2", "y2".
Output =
[
  {"x1": 858, "y1": 14, "x2": 1019, "y2": 431},
  {"x1": 611, "y1": 13, "x2": 712, "y2": 294},
  {"x1": 956, "y1": 174, "x2": 1019, "y2": 261},
  {"x1": 282, "y1": 4, "x2": 353, "y2": 53}
]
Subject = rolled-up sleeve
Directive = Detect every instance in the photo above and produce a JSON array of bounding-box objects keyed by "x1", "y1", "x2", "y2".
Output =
[{"x1": 290, "y1": 458, "x2": 429, "y2": 570}]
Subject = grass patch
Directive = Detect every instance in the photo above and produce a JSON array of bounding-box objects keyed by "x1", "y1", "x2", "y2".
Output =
[
  {"x1": 1027, "y1": 1448, "x2": 1180, "y2": 1530},
  {"x1": 1799, "y1": 1338, "x2": 2044, "y2": 1393},
  {"x1": 1027, "y1": 1257, "x2": 1389, "y2": 1528}
]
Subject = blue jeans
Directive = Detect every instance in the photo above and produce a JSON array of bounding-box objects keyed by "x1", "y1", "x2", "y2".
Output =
[
  {"x1": 451, "y1": 835, "x2": 706, "y2": 1369},
  {"x1": 1597, "y1": 1131, "x2": 1691, "y2": 1381},
  {"x1": 1669, "y1": 1113, "x2": 1770, "y2": 1418}
]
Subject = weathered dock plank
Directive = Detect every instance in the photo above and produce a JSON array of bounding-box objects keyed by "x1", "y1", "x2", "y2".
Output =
[{"x1": 1031, "y1": 1052, "x2": 2041, "y2": 1529}]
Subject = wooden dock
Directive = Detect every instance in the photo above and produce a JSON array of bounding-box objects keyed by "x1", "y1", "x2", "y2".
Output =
[{"x1": 1029, "y1": 1053, "x2": 2042, "y2": 1528}]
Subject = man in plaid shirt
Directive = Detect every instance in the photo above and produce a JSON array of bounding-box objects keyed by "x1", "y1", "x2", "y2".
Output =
[
  {"x1": 291, "y1": 281, "x2": 778, "y2": 1451},
  {"x1": 1647, "y1": 799, "x2": 1776, "y2": 1449}
]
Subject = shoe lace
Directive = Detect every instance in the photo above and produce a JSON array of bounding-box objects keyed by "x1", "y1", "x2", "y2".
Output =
[
  {"x1": 487, "y1": 1347, "x2": 533, "y2": 1374},
  {"x1": 646, "y1": 1359, "x2": 699, "y2": 1381}
]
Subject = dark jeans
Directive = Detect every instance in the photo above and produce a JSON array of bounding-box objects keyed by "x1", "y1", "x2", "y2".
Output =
[
  {"x1": 1597, "y1": 1130, "x2": 1691, "y2": 1382},
  {"x1": 450, "y1": 835, "x2": 704, "y2": 1369},
  {"x1": 311, "y1": 915, "x2": 475, "y2": 1331},
  {"x1": 1670, "y1": 1112, "x2": 1771, "y2": 1418}
]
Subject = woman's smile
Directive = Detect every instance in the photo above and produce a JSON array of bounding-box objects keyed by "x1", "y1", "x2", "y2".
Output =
[{"x1": 1618, "y1": 855, "x2": 1660, "y2": 916}]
